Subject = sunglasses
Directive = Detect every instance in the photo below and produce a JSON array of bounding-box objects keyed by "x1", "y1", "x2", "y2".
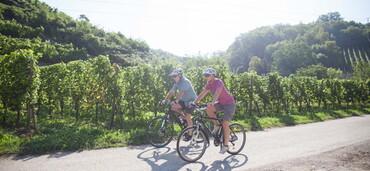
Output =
[
  {"x1": 204, "y1": 74, "x2": 211, "y2": 77},
  {"x1": 172, "y1": 75, "x2": 178, "y2": 78}
]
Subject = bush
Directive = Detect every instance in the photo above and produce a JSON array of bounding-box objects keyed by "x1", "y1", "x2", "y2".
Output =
[
  {"x1": 20, "y1": 124, "x2": 122, "y2": 154},
  {"x1": 0, "y1": 129, "x2": 22, "y2": 154}
]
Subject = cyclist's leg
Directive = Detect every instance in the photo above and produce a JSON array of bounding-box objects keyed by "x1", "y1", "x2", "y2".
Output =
[
  {"x1": 206, "y1": 103, "x2": 219, "y2": 126},
  {"x1": 221, "y1": 103, "x2": 236, "y2": 146},
  {"x1": 183, "y1": 103, "x2": 194, "y2": 132},
  {"x1": 222, "y1": 120, "x2": 230, "y2": 146},
  {"x1": 171, "y1": 102, "x2": 183, "y2": 115},
  {"x1": 185, "y1": 113, "x2": 192, "y2": 133},
  {"x1": 185, "y1": 105, "x2": 194, "y2": 128}
]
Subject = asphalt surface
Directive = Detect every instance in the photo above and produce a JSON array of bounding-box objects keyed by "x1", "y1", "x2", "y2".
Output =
[{"x1": 1, "y1": 115, "x2": 370, "y2": 171}]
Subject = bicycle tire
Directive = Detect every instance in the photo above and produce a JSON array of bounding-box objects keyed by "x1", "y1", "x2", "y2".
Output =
[
  {"x1": 146, "y1": 116, "x2": 174, "y2": 148},
  {"x1": 177, "y1": 126, "x2": 208, "y2": 162},
  {"x1": 227, "y1": 123, "x2": 246, "y2": 155}
]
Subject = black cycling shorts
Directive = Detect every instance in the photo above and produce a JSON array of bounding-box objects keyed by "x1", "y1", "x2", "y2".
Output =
[{"x1": 178, "y1": 101, "x2": 195, "y2": 115}]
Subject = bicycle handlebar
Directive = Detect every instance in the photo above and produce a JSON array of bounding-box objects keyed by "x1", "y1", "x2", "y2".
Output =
[{"x1": 190, "y1": 103, "x2": 207, "y2": 110}]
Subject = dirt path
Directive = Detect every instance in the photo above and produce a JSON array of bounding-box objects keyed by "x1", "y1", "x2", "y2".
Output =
[
  {"x1": 250, "y1": 139, "x2": 370, "y2": 170},
  {"x1": 1, "y1": 115, "x2": 370, "y2": 171}
]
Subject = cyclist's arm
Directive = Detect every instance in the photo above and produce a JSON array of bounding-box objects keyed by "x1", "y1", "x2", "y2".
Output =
[
  {"x1": 212, "y1": 87, "x2": 222, "y2": 104},
  {"x1": 164, "y1": 89, "x2": 175, "y2": 102},
  {"x1": 193, "y1": 89, "x2": 209, "y2": 104},
  {"x1": 176, "y1": 90, "x2": 185, "y2": 102}
]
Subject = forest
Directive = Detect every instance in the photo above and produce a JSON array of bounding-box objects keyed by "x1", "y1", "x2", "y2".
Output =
[{"x1": 0, "y1": 0, "x2": 369, "y2": 155}]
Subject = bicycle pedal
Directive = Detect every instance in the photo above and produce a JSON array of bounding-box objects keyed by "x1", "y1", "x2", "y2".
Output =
[{"x1": 230, "y1": 136, "x2": 237, "y2": 142}]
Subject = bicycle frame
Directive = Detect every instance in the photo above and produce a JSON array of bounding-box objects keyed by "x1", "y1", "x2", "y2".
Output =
[
  {"x1": 177, "y1": 104, "x2": 246, "y2": 162},
  {"x1": 191, "y1": 106, "x2": 224, "y2": 145},
  {"x1": 163, "y1": 104, "x2": 187, "y2": 129}
]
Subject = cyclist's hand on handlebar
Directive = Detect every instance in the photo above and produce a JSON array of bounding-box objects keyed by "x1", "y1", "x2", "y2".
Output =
[
  {"x1": 207, "y1": 101, "x2": 218, "y2": 106},
  {"x1": 211, "y1": 101, "x2": 219, "y2": 105},
  {"x1": 161, "y1": 100, "x2": 166, "y2": 105},
  {"x1": 189, "y1": 101, "x2": 196, "y2": 107},
  {"x1": 170, "y1": 100, "x2": 179, "y2": 106}
]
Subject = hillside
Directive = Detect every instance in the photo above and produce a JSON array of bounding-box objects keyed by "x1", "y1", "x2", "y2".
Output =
[
  {"x1": 0, "y1": 0, "x2": 150, "y2": 66},
  {"x1": 226, "y1": 12, "x2": 370, "y2": 75},
  {"x1": 1, "y1": 1, "x2": 369, "y2": 76}
]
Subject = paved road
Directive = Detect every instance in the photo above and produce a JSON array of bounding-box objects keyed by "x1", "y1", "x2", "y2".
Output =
[{"x1": 1, "y1": 115, "x2": 370, "y2": 171}]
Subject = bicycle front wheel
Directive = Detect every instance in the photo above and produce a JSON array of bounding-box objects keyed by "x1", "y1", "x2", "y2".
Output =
[
  {"x1": 227, "y1": 123, "x2": 246, "y2": 155},
  {"x1": 177, "y1": 127, "x2": 207, "y2": 162},
  {"x1": 146, "y1": 116, "x2": 174, "y2": 148}
]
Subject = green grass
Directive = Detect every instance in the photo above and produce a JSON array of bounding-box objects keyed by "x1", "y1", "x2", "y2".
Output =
[
  {"x1": 19, "y1": 126, "x2": 131, "y2": 155},
  {"x1": 0, "y1": 129, "x2": 22, "y2": 154},
  {"x1": 0, "y1": 107, "x2": 369, "y2": 155},
  {"x1": 238, "y1": 107, "x2": 370, "y2": 131}
]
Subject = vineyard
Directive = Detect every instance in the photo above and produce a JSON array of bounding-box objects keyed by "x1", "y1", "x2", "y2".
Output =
[
  {"x1": 1, "y1": 1, "x2": 370, "y2": 155},
  {"x1": 1, "y1": 50, "x2": 370, "y2": 129},
  {"x1": 343, "y1": 47, "x2": 370, "y2": 68},
  {"x1": 0, "y1": 50, "x2": 370, "y2": 154}
]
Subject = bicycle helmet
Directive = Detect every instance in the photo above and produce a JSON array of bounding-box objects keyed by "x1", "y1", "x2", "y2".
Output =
[
  {"x1": 170, "y1": 69, "x2": 183, "y2": 76},
  {"x1": 203, "y1": 68, "x2": 217, "y2": 76}
]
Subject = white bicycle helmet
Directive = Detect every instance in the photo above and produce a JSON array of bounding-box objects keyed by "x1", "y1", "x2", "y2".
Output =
[
  {"x1": 170, "y1": 69, "x2": 183, "y2": 76},
  {"x1": 203, "y1": 68, "x2": 217, "y2": 75}
]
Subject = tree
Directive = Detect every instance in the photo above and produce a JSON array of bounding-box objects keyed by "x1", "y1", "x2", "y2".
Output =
[
  {"x1": 0, "y1": 49, "x2": 40, "y2": 128},
  {"x1": 312, "y1": 41, "x2": 345, "y2": 69},
  {"x1": 0, "y1": 0, "x2": 150, "y2": 66},
  {"x1": 317, "y1": 12, "x2": 343, "y2": 22},
  {"x1": 339, "y1": 26, "x2": 370, "y2": 48},
  {"x1": 268, "y1": 41, "x2": 316, "y2": 76},
  {"x1": 296, "y1": 64, "x2": 328, "y2": 79},
  {"x1": 248, "y1": 56, "x2": 264, "y2": 74},
  {"x1": 352, "y1": 61, "x2": 370, "y2": 81},
  {"x1": 227, "y1": 26, "x2": 282, "y2": 73},
  {"x1": 296, "y1": 25, "x2": 329, "y2": 45},
  {"x1": 78, "y1": 14, "x2": 90, "y2": 22}
]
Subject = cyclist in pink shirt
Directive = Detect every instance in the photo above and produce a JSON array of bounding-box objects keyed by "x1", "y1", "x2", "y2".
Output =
[{"x1": 191, "y1": 68, "x2": 236, "y2": 154}]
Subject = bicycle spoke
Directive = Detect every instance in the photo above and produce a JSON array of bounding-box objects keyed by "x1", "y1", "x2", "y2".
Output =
[
  {"x1": 227, "y1": 123, "x2": 246, "y2": 154},
  {"x1": 177, "y1": 127, "x2": 207, "y2": 162},
  {"x1": 146, "y1": 117, "x2": 174, "y2": 148}
]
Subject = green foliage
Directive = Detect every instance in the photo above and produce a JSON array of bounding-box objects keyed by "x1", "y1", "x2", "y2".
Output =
[
  {"x1": 352, "y1": 61, "x2": 370, "y2": 81},
  {"x1": 227, "y1": 12, "x2": 369, "y2": 75},
  {"x1": 296, "y1": 64, "x2": 344, "y2": 79},
  {"x1": 0, "y1": 129, "x2": 21, "y2": 154},
  {"x1": 317, "y1": 12, "x2": 344, "y2": 22},
  {"x1": 1, "y1": 56, "x2": 370, "y2": 154},
  {"x1": 0, "y1": 34, "x2": 89, "y2": 64},
  {"x1": 268, "y1": 40, "x2": 316, "y2": 76},
  {"x1": 1, "y1": 1, "x2": 370, "y2": 156},
  {"x1": 21, "y1": 122, "x2": 129, "y2": 154},
  {"x1": 312, "y1": 41, "x2": 345, "y2": 69},
  {"x1": 248, "y1": 56, "x2": 266, "y2": 74},
  {"x1": 0, "y1": 49, "x2": 40, "y2": 128},
  {"x1": 246, "y1": 107, "x2": 369, "y2": 130},
  {"x1": 0, "y1": 19, "x2": 43, "y2": 38},
  {"x1": 0, "y1": 0, "x2": 149, "y2": 66}
]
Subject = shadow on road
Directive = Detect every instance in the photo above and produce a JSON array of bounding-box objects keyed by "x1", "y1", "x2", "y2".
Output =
[
  {"x1": 204, "y1": 154, "x2": 249, "y2": 171},
  {"x1": 11, "y1": 151, "x2": 81, "y2": 161},
  {"x1": 137, "y1": 147, "x2": 248, "y2": 170}
]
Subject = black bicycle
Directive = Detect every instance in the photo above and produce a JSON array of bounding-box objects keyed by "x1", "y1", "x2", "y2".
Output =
[
  {"x1": 146, "y1": 103, "x2": 188, "y2": 148},
  {"x1": 176, "y1": 104, "x2": 246, "y2": 162}
]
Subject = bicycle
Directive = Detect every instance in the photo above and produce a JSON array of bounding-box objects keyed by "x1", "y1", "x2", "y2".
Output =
[
  {"x1": 146, "y1": 102, "x2": 189, "y2": 148},
  {"x1": 176, "y1": 104, "x2": 246, "y2": 162}
]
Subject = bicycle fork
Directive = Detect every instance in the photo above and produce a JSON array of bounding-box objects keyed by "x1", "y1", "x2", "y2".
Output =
[
  {"x1": 190, "y1": 125, "x2": 201, "y2": 146},
  {"x1": 228, "y1": 129, "x2": 238, "y2": 148},
  {"x1": 158, "y1": 118, "x2": 167, "y2": 136}
]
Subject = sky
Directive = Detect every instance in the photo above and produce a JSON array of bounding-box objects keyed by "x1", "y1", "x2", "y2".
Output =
[{"x1": 40, "y1": 0, "x2": 370, "y2": 56}]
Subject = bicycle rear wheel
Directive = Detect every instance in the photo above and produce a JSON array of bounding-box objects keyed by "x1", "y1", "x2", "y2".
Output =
[
  {"x1": 146, "y1": 116, "x2": 174, "y2": 148},
  {"x1": 177, "y1": 127, "x2": 207, "y2": 162},
  {"x1": 227, "y1": 123, "x2": 246, "y2": 155}
]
